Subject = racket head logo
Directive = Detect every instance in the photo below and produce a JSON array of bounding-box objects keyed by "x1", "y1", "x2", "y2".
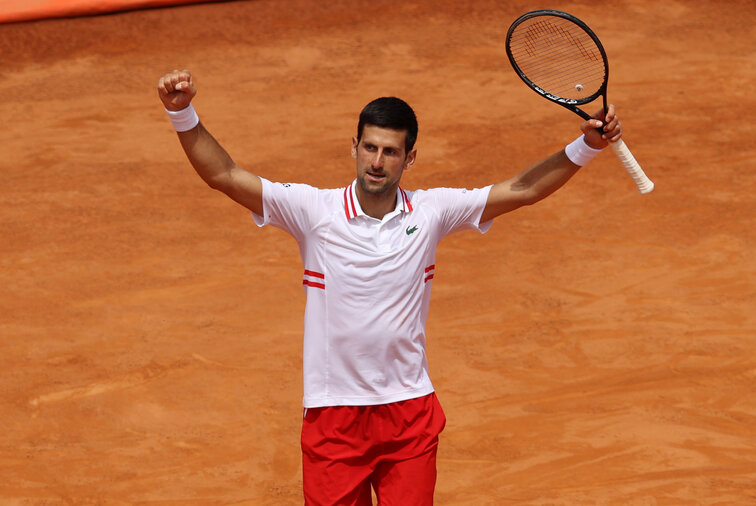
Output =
[{"x1": 532, "y1": 85, "x2": 579, "y2": 105}]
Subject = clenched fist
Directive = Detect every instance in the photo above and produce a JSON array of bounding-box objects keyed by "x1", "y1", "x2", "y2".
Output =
[{"x1": 157, "y1": 69, "x2": 197, "y2": 111}]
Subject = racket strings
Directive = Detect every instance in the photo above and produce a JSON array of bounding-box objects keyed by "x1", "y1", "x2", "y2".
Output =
[
  {"x1": 509, "y1": 17, "x2": 606, "y2": 100},
  {"x1": 522, "y1": 20, "x2": 594, "y2": 60}
]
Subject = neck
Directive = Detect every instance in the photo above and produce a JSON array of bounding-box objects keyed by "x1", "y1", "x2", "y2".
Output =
[{"x1": 355, "y1": 185, "x2": 397, "y2": 220}]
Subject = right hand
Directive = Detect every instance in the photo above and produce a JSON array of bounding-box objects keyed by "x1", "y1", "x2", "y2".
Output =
[
  {"x1": 581, "y1": 103, "x2": 622, "y2": 150},
  {"x1": 157, "y1": 69, "x2": 197, "y2": 111}
]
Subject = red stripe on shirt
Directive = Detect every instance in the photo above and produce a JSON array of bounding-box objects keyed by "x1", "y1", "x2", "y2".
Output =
[
  {"x1": 303, "y1": 280, "x2": 326, "y2": 289},
  {"x1": 348, "y1": 184, "x2": 357, "y2": 217},
  {"x1": 424, "y1": 264, "x2": 435, "y2": 273},
  {"x1": 343, "y1": 186, "x2": 351, "y2": 219},
  {"x1": 304, "y1": 270, "x2": 325, "y2": 279},
  {"x1": 401, "y1": 188, "x2": 413, "y2": 212},
  {"x1": 424, "y1": 274, "x2": 434, "y2": 283}
]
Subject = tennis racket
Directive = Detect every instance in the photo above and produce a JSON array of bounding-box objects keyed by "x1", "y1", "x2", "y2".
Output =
[{"x1": 505, "y1": 9, "x2": 654, "y2": 194}]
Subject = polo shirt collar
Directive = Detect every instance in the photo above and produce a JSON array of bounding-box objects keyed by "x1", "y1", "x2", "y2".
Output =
[{"x1": 343, "y1": 179, "x2": 413, "y2": 220}]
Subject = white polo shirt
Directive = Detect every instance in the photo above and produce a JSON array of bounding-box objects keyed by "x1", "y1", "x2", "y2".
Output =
[{"x1": 254, "y1": 177, "x2": 492, "y2": 408}]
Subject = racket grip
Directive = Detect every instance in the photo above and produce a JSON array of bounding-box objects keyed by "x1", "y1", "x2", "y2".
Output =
[{"x1": 609, "y1": 139, "x2": 654, "y2": 194}]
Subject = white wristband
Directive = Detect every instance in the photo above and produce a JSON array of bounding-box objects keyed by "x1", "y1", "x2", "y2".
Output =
[
  {"x1": 165, "y1": 104, "x2": 199, "y2": 132},
  {"x1": 564, "y1": 135, "x2": 603, "y2": 166}
]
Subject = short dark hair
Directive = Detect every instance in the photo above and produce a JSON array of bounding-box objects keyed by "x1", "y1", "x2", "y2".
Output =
[{"x1": 357, "y1": 97, "x2": 418, "y2": 153}]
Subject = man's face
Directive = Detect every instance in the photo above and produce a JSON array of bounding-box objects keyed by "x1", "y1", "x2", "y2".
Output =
[{"x1": 352, "y1": 125, "x2": 416, "y2": 197}]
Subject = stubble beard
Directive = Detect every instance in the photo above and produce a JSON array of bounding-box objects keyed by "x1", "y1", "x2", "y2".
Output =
[
  {"x1": 357, "y1": 170, "x2": 396, "y2": 196},
  {"x1": 358, "y1": 176, "x2": 386, "y2": 195}
]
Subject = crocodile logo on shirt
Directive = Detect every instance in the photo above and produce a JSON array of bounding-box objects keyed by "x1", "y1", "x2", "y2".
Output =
[{"x1": 406, "y1": 225, "x2": 419, "y2": 236}]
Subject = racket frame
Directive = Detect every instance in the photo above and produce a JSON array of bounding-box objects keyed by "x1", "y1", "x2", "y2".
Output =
[
  {"x1": 505, "y1": 9, "x2": 609, "y2": 122},
  {"x1": 505, "y1": 9, "x2": 654, "y2": 194}
]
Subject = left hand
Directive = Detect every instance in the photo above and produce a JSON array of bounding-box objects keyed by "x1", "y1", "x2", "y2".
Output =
[{"x1": 581, "y1": 103, "x2": 622, "y2": 149}]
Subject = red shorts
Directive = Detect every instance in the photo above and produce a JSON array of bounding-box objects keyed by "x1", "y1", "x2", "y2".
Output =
[{"x1": 301, "y1": 393, "x2": 446, "y2": 505}]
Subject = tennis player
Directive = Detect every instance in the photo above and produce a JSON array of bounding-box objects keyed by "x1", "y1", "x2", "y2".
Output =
[{"x1": 158, "y1": 69, "x2": 622, "y2": 505}]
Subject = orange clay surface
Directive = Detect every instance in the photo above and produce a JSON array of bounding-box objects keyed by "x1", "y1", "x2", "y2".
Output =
[{"x1": 1, "y1": 1, "x2": 755, "y2": 504}]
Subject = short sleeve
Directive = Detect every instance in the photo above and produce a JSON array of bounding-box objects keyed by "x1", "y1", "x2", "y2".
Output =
[
  {"x1": 252, "y1": 177, "x2": 318, "y2": 241},
  {"x1": 427, "y1": 185, "x2": 493, "y2": 237}
]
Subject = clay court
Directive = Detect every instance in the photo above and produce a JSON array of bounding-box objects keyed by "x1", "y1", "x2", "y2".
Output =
[{"x1": 1, "y1": 0, "x2": 755, "y2": 503}]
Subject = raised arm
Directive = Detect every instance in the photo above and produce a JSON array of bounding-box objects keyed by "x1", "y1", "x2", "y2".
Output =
[
  {"x1": 479, "y1": 105, "x2": 622, "y2": 223},
  {"x1": 158, "y1": 70, "x2": 263, "y2": 216}
]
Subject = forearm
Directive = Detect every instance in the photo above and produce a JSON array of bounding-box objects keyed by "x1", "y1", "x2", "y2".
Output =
[
  {"x1": 481, "y1": 130, "x2": 607, "y2": 222},
  {"x1": 509, "y1": 150, "x2": 580, "y2": 205},
  {"x1": 176, "y1": 122, "x2": 237, "y2": 189},
  {"x1": 176, "y1": 121, "x2": 263, "y2": 214},
  {"x1": 158, "y1": 70, "x2": 264, "y2": 214}
]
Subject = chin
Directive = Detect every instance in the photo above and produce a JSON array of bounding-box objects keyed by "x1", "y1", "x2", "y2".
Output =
[{"x1": 359, "y1": 177, "x2": 390, "y2": 195}]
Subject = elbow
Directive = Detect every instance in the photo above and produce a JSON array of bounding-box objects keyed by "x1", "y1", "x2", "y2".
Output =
[
  {"x1": 514, "y1": 188, "x2": 543, "y2": 207},
  {"x1": 508, "y1": 179, "x2": 540, "y2": 207},
  {"x1": 205, "y1": 175, "x2": 225, "y2": 191},
  {"x1": 204, "y1": 166, "x2": 236, "y2": 192}
]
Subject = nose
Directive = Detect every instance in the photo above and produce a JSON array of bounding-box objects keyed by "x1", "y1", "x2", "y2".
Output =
[{"x1": 371, "y1": 150, "x2": 384, "y2": 169}]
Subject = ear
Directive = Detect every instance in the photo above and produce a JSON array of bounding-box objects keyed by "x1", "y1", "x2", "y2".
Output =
[
  {"x1": 351, "y1": 136, "x2": 358, "y2": 159},
  {"x1": 403, "y1": 147, "x2": 417, "y2": 171}
]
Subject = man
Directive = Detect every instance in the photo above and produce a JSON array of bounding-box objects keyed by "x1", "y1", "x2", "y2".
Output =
[{"x1": 158, "y1": 69, "x2": 622, "y2": 505}]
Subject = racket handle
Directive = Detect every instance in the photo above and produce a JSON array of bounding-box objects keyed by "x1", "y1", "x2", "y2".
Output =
[{"x1": 610, "y1": 139, "x2": 654, "y2": 194}]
